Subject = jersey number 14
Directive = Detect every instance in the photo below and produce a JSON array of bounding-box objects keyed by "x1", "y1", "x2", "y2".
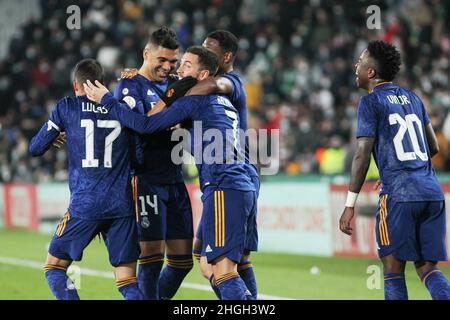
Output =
[
  {"x1": 81, "y1": 119, "x2": 121, "y2": 168},
  {"x1": 389, "y1": 113, "x2": 428, "y2": 162}
]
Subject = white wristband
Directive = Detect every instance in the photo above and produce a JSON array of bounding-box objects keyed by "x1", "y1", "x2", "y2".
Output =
[{"x1": 345, "y1": 191, "x2": 359, "y2": 207}]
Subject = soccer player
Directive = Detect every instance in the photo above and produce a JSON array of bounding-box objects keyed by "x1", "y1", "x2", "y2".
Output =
[
  {"x1": 120, "y1": 30, "x2": 260, "y2": 300},
  {"x1": 115, "y1": 27, "x2": 194, "y2": 300},
  {"x1": 188, "y1": 30, "x2": 260, "y2": 300},
  {"x1": 84, "y1": 46, "x2": 257, "y2": 300},
  {"x1": 29, "y1": 59, "x2": 143, "y2": 300},
  {"x1": 339, "y1": 40, "x2": 450, "y2": 300}
]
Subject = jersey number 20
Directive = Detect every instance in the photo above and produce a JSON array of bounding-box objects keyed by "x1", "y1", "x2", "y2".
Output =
[
  {"x1": 81, "y1": 119, "x2": 121, "y2": 168},
  {"x1": 389, "y1": 113, "x2": 428, "y2": 162}
]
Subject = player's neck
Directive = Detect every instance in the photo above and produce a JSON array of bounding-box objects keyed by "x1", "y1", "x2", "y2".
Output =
[
  {"x1": 222, "y1": 65, "x2": 233, "y2": 74},
  {"x1": 138, "y1": 65, "x2": 156, "y2": 82},
  {"x1": 367, "y1": 79, "x2": 392, "y2": 93},
  {"x1": 75, "y1": 89, "x2": 86, "y2": 97}
]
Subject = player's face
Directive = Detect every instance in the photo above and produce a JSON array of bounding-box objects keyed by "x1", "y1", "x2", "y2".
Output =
[
  {"x1": 144, "y1": 46, "x2": 179, "y2": 82},
  {"x1": 202, "y1": 37, "x2": 224, "y2": 73},
  {"x1": 177, "y1": 53, "x2": 209, "y2": 80},
  {"x1": 355, "y1": 49, "x2": 370, "y2": 89}
]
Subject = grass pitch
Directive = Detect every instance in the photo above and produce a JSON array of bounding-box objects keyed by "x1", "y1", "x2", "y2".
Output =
[{"x1": 0, "y1": 228, "x2": 448, "y2": 300}]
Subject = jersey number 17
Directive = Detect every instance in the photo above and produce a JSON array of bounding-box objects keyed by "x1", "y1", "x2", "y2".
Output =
[{"x1": 80, "y1": 119, "x2": 121, "y2": 168}]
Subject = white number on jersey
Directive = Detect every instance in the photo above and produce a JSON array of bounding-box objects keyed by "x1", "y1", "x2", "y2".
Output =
[
  {"x1": 389, "y1": 113, "x2": 428, "y2": 162},
  {"x1": 138, "y1": 195, "x2": 158, "y2": 216},
  {"x1": 224, "y1": 109, "x2": 239, "y2": 150},
  {"x1": 80, "y1": 119, "x2": 122, "y2": 168}
]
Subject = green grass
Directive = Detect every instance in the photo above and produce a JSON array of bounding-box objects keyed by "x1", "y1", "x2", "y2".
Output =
[{"x1": 0, "y1": 228, "x2": 449, "y2": 300}]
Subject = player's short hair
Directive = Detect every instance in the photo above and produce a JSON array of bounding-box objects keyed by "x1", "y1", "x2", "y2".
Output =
[
  {"x1": 148, "y1": 26, "x2": 179, "y2": 50},
  {"x1": 367, "y1": 40, "x2": 401, "y2": 81},
  {"x1": 186, "y1": 46, "x2": 219, "y2": 75},
  {"x1": 73, "y1": 58, "x2": 104, "y2": 84},
  {"x1": 206, "y1": 30, "x2": 238, "y2": 56}
]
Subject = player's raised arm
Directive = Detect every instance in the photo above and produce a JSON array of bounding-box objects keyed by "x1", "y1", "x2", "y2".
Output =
[
  {"x1": 84, "y1": 80, "x2": 193, "y2": 134},
  {"x1": 186, "y1": 76, "x2": 233, "y2": 96}
]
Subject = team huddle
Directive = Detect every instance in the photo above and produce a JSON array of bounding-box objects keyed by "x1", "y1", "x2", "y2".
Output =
[
  {"x1": 29, "y1": 26, "x2": 450, "y2": 300},
  {"x1": 30, "y1": 28, "x2": 259, "y2": 300}
]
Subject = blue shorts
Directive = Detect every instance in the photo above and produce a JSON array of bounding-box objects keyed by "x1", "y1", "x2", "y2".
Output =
[
  {"x1": 132, "y1": 177, "x2": 193, "y2": 241},
  {"x1": 200, "y1": 188, "x2": 257, "y2": 264},
  {"x1": 376, "y1": 194, "x2": 448, "y2": 262},
  {"x1": 48, "y1": 213, "x2": 140, "y2": 267},
  {"x1": 196, "y1": 175, "x2": 259, "y2": 254}
]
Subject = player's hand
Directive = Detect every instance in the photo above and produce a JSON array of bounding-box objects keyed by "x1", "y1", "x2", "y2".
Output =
[
  {"x1": 373, "y1": 179, "x2": 383, "y2": 191},
  {"x1": 339, "y1": 207, "x2": 355, "y2": 236},
  {"x1": 83, "y1": 80, "x2": 109, "y2": 104},
  {"x1": 120, "y1": 68, "x2": 138, "y2": 79},
  {"x1": 161, "y1": 76, "x2": 198, "y2": 106},
  {"x1": 52, "y1": 132, "x2": 66, "y2": 149}
]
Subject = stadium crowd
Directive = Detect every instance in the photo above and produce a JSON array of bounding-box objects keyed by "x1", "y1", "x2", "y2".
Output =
[{"x1": 0, "y1": 0, "x2": 449, "y2": 182}]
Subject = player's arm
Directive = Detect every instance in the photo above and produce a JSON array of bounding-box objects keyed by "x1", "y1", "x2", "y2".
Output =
[
  {"x1": 349, "y1": 138, "x2": 375, "y2": 193},
  {"x1": 186, "y1": 76, "x2": 233, "y2": 96},
  {"x1": 104, "y1": 94, "x2": 192, "y2": 134},
  {"x1": 340, "y1": 96, "x2": 377, "y2": 235},
  {"x1": 29, "y1": 101, "x2": 66, "y2": 156},
  {"x1": 425, "y1": 123, "x2": 439, "y2": 157}
]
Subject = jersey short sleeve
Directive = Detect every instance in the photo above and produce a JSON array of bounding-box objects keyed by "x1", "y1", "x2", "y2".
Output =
[{"x1": 356, "y1": 95, "x2": 378, "y2": 138}]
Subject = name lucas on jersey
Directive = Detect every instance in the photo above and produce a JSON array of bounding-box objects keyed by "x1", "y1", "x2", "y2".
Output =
[{"x1": 82, "y1": 102, "x2": 108, "y2": 114}]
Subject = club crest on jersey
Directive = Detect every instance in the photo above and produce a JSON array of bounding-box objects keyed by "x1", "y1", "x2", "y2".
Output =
[
  {"x1": 141, "y1": 217, "x2": 150, "y2": 228},
  {"x1": 122, "y1": 88, "x2": 129, "y2": 95}
]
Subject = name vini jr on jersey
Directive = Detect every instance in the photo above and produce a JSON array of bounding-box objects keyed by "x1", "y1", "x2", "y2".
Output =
[
  {"x1": 387, "y1": 95, "x2": 410, "y2": 105},
  {"x1": 82, "y1": 102, "x2": 108, "y2": 114}
]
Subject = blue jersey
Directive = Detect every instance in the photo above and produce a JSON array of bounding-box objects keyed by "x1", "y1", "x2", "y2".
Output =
[
  {"x1": 223, "y1": 71, "x2": 259, "y2": 179},
  {"x1": 101, "y1": 93, "x2": 255, "y2": 195},
  {"x1": 114, "y1": 74, "x2": 183, "y2": 184},
  {"x1": 29, "y1": 96, "x2": 134, "y2": 219},
  {"x1": 356, "y1": 82, "x2": 444, "y2": 202}
]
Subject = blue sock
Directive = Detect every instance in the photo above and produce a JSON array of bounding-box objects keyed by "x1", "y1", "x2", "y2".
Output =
[
  {"x1": 384, "y1": 273, "x2": 408, "y2": 300},
  {"x1": 209, "y1": 274, "x2": 222, "y2": 299},
  {"x1": 421, "y1": 269, "x2": 450, "y2": 300},
  {"x1": 116, "y1": 277, "x2": 144, "y2": 300},
  {"x1": 216, "y1": 272, "x2": 249, "y2": 300},
  {"x1": 44, "y1": 265, "x2": 79, "y2": 300},
  {"x1": 158, "y1": 254, "x2": 193, "y2": 300},
  {"x1": 138, "y1": 254, "x2": 164, "y2": 300},
  {"x1": 238, "y1": 260, "x2": 257, "y2": 300}
]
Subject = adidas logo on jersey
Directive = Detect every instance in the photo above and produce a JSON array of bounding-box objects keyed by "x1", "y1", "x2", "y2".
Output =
[
  {"x1": 147, "y1": 89, "x2": 156, "y2": 96},
  {"x1": 205, "y1": 245, "x2": 213, "y2": 253}
]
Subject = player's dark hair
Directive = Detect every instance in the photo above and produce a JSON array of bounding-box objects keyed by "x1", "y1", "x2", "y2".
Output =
[
  {"x1": 206, "y1": 30, "x2": 238, "y2": 56},
  {"x1": 148, "y1": 26, "x2": 179, "y2": 50},
  {"x1": 367, "y1": 40, "x2": 401, "y2": 81},
  {"x1": 186, "y1": 46, "x2": 219, "y2": 75},
  {"x1": 73, "y1": 58, "x2": 104, "y2": 84}
]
